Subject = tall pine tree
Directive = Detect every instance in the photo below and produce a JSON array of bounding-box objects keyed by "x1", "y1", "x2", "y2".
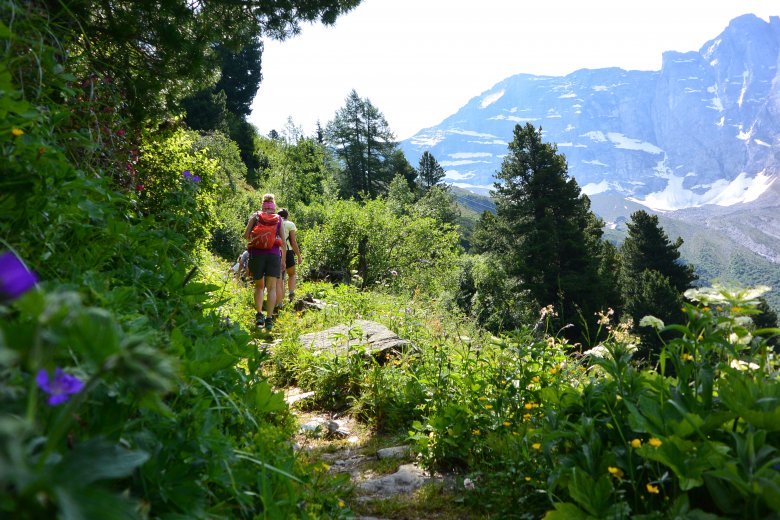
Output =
[
  {"x1": 417, "y1": 151, "x2": 446, "y2": 192},
  {"x1": 493, "y1": 123, "x2": 611, "y2": 337},
  {"x1": 325, "y1": 90, "x2": 397, "y2": 198},
  {"x1": 620, "y1": 210, "x2": 698, "y2": 358}
]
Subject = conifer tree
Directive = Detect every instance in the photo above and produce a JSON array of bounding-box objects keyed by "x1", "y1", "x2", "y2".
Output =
[
  {"x1": 325, "y1": 90, "x2": 397, "y2": 198},
  {"x1": 620, "y1": 210, "x2": 698, "y2": 357},
  {"x1": 417, "y1": 151, "x2": 446, "y2": 192},
  {"x1": 493, "y1": 123, "x2": 610, "y2": 337}
]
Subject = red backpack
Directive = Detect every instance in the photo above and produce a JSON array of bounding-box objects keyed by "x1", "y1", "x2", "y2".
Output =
[{"x1": 248, "y1": 212, "x2": 282, "y2": 250}]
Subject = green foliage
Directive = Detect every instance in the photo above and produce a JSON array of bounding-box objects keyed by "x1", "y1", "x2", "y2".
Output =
[
  {"x1": 300, "y1": 198, "x2": 462, "y2": 295},
  {"x1": 135, "y1": 127, "x2": 220, "y2": 254},
  {"x1": 0, "y1": 4, "x2": 358, "y2": 516},
  {"x1": 256, "y1": 133, "x2": 338, "y2": 209},
  {"x1": 451, "y1": 254, "x2": 535, "y2": 333},
  {"x1": 412, "y1": 185, "x2": 461, "y2": 226}
]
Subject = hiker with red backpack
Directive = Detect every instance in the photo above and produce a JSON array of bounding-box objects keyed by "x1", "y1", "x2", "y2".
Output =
[{"x1": 242, "y1": 193, "x2": 286, "y2": 331}]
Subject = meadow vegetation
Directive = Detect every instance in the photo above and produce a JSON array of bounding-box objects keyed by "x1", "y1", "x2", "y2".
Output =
[{"x1": 2, "y1": 1, "x2": 779, "y2": 519}]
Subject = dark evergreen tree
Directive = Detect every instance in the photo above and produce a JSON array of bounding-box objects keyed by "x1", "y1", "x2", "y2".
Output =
[
  {"x1": 214, "y1": 41, "x2": 263, "y2": 117},
  {"x1": 417, "y1": 151, "x2": 446, "y2": 192},
  {"x1": 620, "y1": 211, "x2": 696, "y2": 293},
  {"x1": 620, "y1": 210, "x2": 698, "y2": 358},
  {"x1": 493, "y1": 123, "x2": 610, "y2": 338},
  {"x1": 470, "y1": 211, "x2": 502, "y2": 254},
  {"x1": 385, "y1": 149, "x2": 417, "y2": 190},
  {"x1": 182, "y1": 89, "x2": 230, "y2": 133},
  {"x1": 325, "y1": 90, "x2": 397, "y2": 198}
]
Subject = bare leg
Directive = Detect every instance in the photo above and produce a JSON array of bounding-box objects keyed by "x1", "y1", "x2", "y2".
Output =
[
  {"x1": 275, "y1": 272, "x2": 285, "y2": 311},
  {"x1": 254, "y1": 278, "x2": 265, "y2": 313},
  {"x1": 287, "y1": 266, "x2": 296, "y2": 300},
  {"x1": 265, "y1": 276, "x2": 277, "y2": 319}
]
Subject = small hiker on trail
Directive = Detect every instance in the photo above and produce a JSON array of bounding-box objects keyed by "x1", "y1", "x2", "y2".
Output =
[
  {"x1": 231, "y1": 249, "x2": 249, "y2": 284},
  {"x1": 243, "y1": 193, "x2": 286, "y2": 331},
  {"x1": 275, "y1": 208, "x2": 302, "y2": 311}
]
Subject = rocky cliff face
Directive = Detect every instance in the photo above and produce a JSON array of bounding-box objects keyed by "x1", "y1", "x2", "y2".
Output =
[{"x1": 400, "y1": 14, "x2": 780, "y2": 212}]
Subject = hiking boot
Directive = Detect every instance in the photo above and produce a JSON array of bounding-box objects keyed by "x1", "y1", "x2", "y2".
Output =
[
  {"x1": 265, "y1": 316, "x2": 274, "y2": 332},
  {"x1": 288, "y1": 291, "x2": 295, "y2": 302},
  {"x1": 255, "y1": 312, "x2": 265, "y2": 327}
]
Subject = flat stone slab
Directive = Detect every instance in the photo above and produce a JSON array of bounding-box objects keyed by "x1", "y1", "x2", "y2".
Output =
[
  {"x1": 298, "y1": 320, "x2": 411, "y2": 359},
  {"x1": 357, "y1": 463, "x2": 433, "y2": 497},
  {"x1": 376, "y1": 445, "x2": 411, "y2": 460}
]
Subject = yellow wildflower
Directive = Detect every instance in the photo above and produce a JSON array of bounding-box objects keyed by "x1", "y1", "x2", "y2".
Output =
[
  {"x1": 682, "y1": 353, "x2": 694, "y2": 362},
  {"x1": 630, "y1": 438, "x2": 642, "y2": 448},
  {"x1": 549, "y1": 367, "x2": 558, "y2": 375},
  {"x1": 523, "y1": 413, "x2": 532, "y2": 421},
  {"x1": 472, "y1": 429, "x2": 481, "y2": 436},
  {"x1": 512, "y1": 431, "x2": 519, "y2": 436},
  {"x1": 532, "y1": 376, "x2": 540, "y2": 383},
  {"x1": 485, "y1": 404, "x2": 493, "y2": 409},
  {"x1": 531, "y1": 443, "x2": 541, "y2": 450},
  {"x1": 11, "y1": 128, "x2": 24, "y2": 137},
  {"x1": 646, "y1": 483, "x2": 660, "y2": 494},
  {"x1": 608, "y1": 466, "x2": 624, "y2": 479},
  {"x1": 338, "y1": 499, "x2": 346, "y2": 508},
  {"x1": 503, "y1": 421, "x2": 511, "y2": 427},
  {"x1": 524, "y1": 476, "x2": 532, "y2": 481},
  {"x1": 649, "y1": 437, "x2": 662, "y2": 448}
]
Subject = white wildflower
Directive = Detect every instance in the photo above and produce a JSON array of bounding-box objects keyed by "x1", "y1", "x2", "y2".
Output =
[
  {"x1": 729, "y1": 359, "x2": 759, "y2": 371},
  {"x1": 639, "y1": 315, "x2": 665, "y2": 330}
]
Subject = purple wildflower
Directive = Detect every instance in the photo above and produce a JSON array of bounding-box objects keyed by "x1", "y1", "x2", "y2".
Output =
[
  {"x1": 0, "y1": 251, "x2": 38, "y2": 302},
  {"x1": 36, "y1": 368, "x2": 85, "y2": 405},
  {"x1": 182, "y1": 170, "x2": 192, "y2": 178},
  {"x1": 192, "y1": 175, "x2": 201, "y2": 183}
]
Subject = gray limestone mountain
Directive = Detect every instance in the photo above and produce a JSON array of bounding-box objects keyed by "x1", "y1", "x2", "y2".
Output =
[
  {"x1": 401, "y1": 14, "x2": 779, "y2": 211},
  {"x1": 404, "y1": 13, "x2": 780, "y2": 308}
]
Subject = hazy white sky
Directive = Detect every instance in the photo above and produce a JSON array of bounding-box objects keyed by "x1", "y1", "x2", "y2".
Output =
[{"x1": 249, "y1": 0, "x2": 777, "y2": 141}]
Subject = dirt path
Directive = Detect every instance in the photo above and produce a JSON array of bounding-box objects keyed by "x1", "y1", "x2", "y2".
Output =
[{"x1": 284, "y1": 388, "x2": 472, "y2": 520}]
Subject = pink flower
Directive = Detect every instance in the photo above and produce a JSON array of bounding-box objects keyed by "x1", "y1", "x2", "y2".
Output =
[
  {"x1": 135, "y1": 184, "x2": 145, "y2": 192},
  {"x1": 116, "y1": 129, "x2": 126, "y2": 137}
]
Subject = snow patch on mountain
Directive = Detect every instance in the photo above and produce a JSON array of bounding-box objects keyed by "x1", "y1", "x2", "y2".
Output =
[
  {"x1": 449, "y1": 152, "x2": 493, "y2": 159},
  {"x1": 608, "y1": 133, "x2": 663, "y2": 154},
  {"x1": 490, "y1": 114, "x2": 539, "y2": 123},
  {"x1": 630, "y1": 170, "x2": 777, "y2": 211},
  {"x1": 444, "y1": 170, "x2": 476, "y2": 181},
  {"x1": 450, "y1": 129, "x2": 499, "y2": 138},
  {"x1": 481, "y1": 90, "x2": 505, "y2": 108},
  {"x1": 581, "y1": 180, "x2": 613, "y2": 195},
  {"x1": 410, "y1": 130, "x2": 446, "y2": 147},
  {"x1": 441, "y1": 160, "x2": 490, "y2": 167}
]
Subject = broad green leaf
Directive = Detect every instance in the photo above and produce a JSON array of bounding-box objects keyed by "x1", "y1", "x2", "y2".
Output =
[
  {"x1": 55, "y1": 485, "x2": 140, "y2": 520},
  {"x1": 638, "y1": 437, "x2": 727, "y2": 490},
  {"x1": 253, "y1": 379, "x2": 287, "y2": 414},
  {"x1": 55, "y1": 439, "x2": 149, "y2": 486},
  {"x1": 543, "y1": 503, "x2": 591, "y2": 520}
]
